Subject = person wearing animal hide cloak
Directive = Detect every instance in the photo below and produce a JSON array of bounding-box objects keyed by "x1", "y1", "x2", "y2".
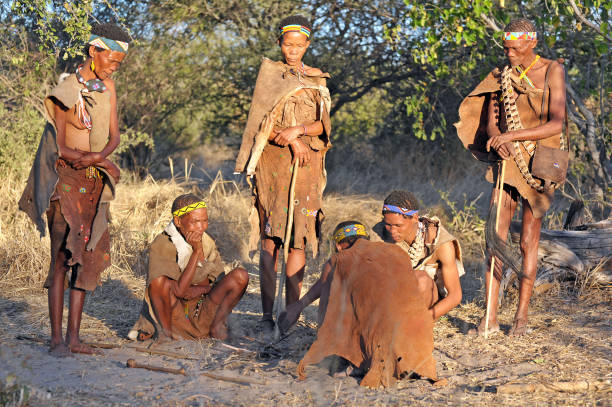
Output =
[
  {"x1": 455, "y1": 18, "x2": 568, "y2": 336},
  {"x1": 234, "y1": 15, "x2": 332, "y2": 332}
]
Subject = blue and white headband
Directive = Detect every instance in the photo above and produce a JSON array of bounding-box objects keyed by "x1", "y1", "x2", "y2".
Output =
[{"x1": 382, "y1": 204, "x2": 418, "y2": 217}]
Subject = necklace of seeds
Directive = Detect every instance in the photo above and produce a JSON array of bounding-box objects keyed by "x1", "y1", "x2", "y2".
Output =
[{"x1": 406, "y1": 222, "x2": 425, "y2": 268}]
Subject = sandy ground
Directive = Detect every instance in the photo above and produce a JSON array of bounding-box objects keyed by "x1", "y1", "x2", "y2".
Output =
[
  {"x1": 1, "y1": 146, "x2": 610, "y2": 406},
  {"x1": 1, "y1": 264, "x2": 610, "y2": 407}
]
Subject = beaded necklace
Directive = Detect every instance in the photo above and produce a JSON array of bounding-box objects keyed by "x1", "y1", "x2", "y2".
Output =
[
  {"x1": 515, "y1": 54, "x2": 540, "y2": 89},
  {"x1": 404, "y1": 221, "x2": 426, "y2": 268}
]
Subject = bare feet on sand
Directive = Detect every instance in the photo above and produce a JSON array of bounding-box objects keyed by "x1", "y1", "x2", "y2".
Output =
[
  {"x1": 467, "y1": 318, "x2": 500, "y2": 336},
  {"x1": 49, "y1": 342, "x2": 72, "y2": 357},
  {"x1": 509, "y1": 318, "x2": 530, "y2": 336}
]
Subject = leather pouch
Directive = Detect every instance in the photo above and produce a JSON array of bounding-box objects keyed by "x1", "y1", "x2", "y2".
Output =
[
  {"x1": 531, "y1": 59, "x2": 570, "y2": 188},
  {"x1": 531, "y1": 144, "x2": 569, "y2": 184}
]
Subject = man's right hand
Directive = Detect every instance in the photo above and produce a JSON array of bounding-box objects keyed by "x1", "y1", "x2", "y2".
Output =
[
  {"x1": 495, "y1": 142, "x2": 516, "y2": 160},
  {"x1": 185, "y1": 231, "x2": 204, "y2": 259},
  {"x1": 288, "y1": 139, "x2": 311, "y2": 167}
]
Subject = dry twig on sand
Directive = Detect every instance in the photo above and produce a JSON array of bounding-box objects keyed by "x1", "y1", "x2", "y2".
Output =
[
  {"x1": 201, "y1": 372, "x2": 267, "y2": 386},
  {"x1": 498, "y1": 379, "x2": 612, "y2": 394},
  {"x1": 126, "y1": 358, "x2": 187, "y2": 375},
  {"x1": 126, "y1": 345, "x2": 199, "y2": 360}
]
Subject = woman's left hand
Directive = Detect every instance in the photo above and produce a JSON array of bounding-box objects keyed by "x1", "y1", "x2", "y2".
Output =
[
  {"x1": 72, "y1": 151, "x2": 103, "y2": 169},
  {"x1": 487, "y1": 132, "x2": 514, "y2": 152},
  {"x1": 273, "y1": 126, "x2": 303, "y2": 147}
]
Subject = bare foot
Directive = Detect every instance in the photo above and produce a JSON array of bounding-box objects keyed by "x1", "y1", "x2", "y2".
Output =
[
  {"x1": 467, "y1": 318, "x2": 500, "y2": 336},
  {"x1": 277, "y1": 302, "x2": 301, "y2": 334},
  {"x1": 509, "y1": 318, "x2": 529, "y2": 336},
  {"x1": 49, "y1": 342, "x2": 72, "y2": 357},
  {"x1": 258, "y1": 315, "x2": 275, "y2": 335},
  {"x1": 67, "y1": 341, "x2": 103, "y2": 356},
  {"x1": 210, "y1": 323, "x2": 229, "y2": 340}
]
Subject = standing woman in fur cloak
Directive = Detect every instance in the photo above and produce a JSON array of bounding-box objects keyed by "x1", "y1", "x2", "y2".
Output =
[{"x1": 234, "y1": 15, "x2": 332, "y2": 332}]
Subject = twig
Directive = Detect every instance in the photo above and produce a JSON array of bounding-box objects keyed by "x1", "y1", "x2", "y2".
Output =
[
  {"x1": 480, "y1": 13, "x2": 501, "y2": 32},
  {"x1": 498, "y1": 379, "x2": 611, "y2": 394},
  {"x1": 218, "y1": 342, "x2": 256, "y2": 355},
  {"x1": 182, "y1": 394, "x2": 212, "y2": 402},
  {"x1": 126, "y1": 345, "x2": 199, "y2": 360},
  {"x1": 201, "y1": 372, "x2": 267, "y2": 386},
  {"x1": 126, "y1": 359, "x2": 186, "y2": 375}
]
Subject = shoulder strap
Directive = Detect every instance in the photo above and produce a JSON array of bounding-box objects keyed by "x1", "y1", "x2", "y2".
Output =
[
  {"x1": 539, "y1": 60, "x2": 569, "y2": 151},
  {"x1": 540, "y1": 60, "x2": 555, "y2": 125}
]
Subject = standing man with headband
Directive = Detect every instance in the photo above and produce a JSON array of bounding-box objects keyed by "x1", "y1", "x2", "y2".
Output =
[
  {"x1": 20, "y1": 23, "x2": 129, "y2": 356},
  {"x1": 234, "y1": 15, "x2": 332, "y2": 333},
  {"x1": 455, "y1": 18, "x2": 567, "y2": 336},
  {"x1": 129, "y1": 194, "x2": 249, "y2": 342}
]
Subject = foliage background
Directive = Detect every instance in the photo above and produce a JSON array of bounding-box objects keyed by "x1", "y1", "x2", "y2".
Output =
[{"x1": 0, "y1": 0, "x2": 610, "y2": 215}]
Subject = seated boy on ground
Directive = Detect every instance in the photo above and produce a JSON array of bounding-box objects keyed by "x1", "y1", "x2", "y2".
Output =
[{"x1": 129, "y1": 193, "x2": 249, "y2": 341}]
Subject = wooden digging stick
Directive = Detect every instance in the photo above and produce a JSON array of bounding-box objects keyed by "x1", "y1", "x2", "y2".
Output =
[
  {"x1": 274, "y1": 161, "x2": 299, "y2": 341},
  {"x1": 484, "y1": 159, "x2": 506, "y2": 339},
  {"x1": 126, "y1": 358, "x2": 186, "y2": 375}
]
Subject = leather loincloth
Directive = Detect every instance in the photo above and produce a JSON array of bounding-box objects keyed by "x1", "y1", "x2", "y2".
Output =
[{"x1": 45, "y1": 160, "x2": 110, "y2": 291}]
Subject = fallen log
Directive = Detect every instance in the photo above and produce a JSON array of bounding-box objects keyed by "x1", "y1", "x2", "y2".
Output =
[
  {"x1": 498, "y1": 379, "x2": 611, "y2": 394},
  {"x1": 509, "y1": 218, "x2": 612, "y2": 287}
]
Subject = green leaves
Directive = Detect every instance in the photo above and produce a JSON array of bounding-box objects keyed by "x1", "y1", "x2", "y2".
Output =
[{"x1": 11, "y1": 0, "x2": 93, "y2": 59}]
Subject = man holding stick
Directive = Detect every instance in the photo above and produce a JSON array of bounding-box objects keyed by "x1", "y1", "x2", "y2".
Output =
[{"x1": 455, "y1": 18, "x2": 567, "y2": 336}]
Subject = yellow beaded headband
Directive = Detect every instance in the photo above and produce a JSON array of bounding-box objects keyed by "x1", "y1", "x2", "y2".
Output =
[
  {"x1": 172, "y1": 201, "x2": 207, "y2": 217},
  {"x1": 332, "y1": 223, "x2": 369, "y2": 244}
]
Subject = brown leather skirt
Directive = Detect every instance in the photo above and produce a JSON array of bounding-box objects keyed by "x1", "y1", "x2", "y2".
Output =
[{"x1": 45, "y1": 160, "x2": 110, "y2": 291}]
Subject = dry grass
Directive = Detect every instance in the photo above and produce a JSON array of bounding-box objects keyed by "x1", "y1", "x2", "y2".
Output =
[{"x1": 0, "y1": 146, "x2": 610, "y2": 406}]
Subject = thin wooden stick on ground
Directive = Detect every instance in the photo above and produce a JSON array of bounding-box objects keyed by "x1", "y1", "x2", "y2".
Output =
[
  {"x1": 126, "y1": 345, "x2": 199, "y2": 360},
  {"x1": 126, "y1": 358, "x2": 187, "y2": 375},
  {"x1": 498, "y1": 379, "x2": 612, "y2": 394},
  {"x1": 201, "y1": 371, "x2": 267, "y2": 386},
  {"x1": 217, "y1": 342, "x2": 256, "y2": 355}
]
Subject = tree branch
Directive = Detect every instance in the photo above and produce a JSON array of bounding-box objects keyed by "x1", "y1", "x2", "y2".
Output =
[
  {"x1": 566, "y1": 81, "x2": 610, "y2": 188},
  {"x1": 566, "y1": 0, "x2": 612, "y2": 43},
  {"x1": 480, "y1": 13, "x2": 501, "y2": 32}
]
